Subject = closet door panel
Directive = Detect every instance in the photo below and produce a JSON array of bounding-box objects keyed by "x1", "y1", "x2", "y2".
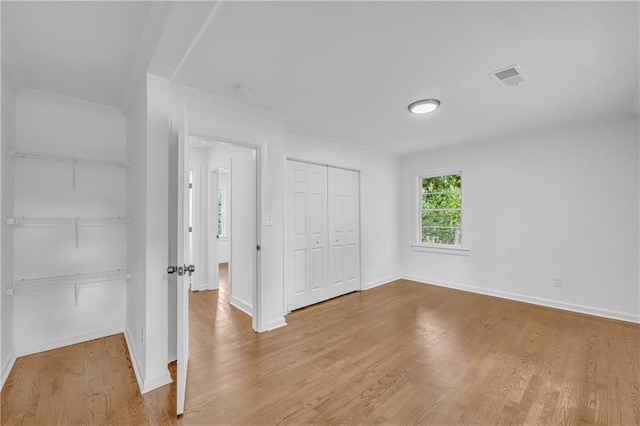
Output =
[
  {"x1": 287, "y1": 161, "x2": 360, "y2": 311},
  {"x1": 286, "y1": 161, "x2": 310, "y2": 310},
  {"x1": 308, "y1": 164, "x2": 329, "y2": 304},
  {"x1": 343, "y1": 169, "x2": 360, "y2": 291}
]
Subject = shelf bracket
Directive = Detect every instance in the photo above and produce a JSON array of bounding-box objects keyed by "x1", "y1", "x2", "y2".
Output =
[
  {"x1": 74, "y1": 218, "x2": 80, "y2": 249},
  {"x1": 72, "y1": 159, "x2": 78, "y2": 190}
]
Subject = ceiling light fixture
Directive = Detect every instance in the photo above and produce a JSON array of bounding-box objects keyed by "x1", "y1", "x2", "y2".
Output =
[
  {"x1": 235, "y1": 85, "x2": 251, "y2": 96},
  {"x1": 408, "y1": 99, "x2": 441, "y2": 114}
]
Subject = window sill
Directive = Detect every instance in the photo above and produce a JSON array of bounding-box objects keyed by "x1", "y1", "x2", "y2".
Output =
[{"x1": 411, "y1": 244, "x2": 471, "y2": 256}]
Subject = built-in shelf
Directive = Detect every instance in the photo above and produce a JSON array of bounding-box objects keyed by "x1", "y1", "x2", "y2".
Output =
[
  {"x1": 8, "y1": 148, "x2": 130, "y2": 168},
  {"x1": 7, "y1": 269, "x2": 131, "y2": 305},
  {"x1": 8, "y1": 147, "x2": 131, "y2": 189},
  {"x1": 7, "y1": 216, "x2": 130, "y2": 248},
  {"x1": 7, "y1": 216, "x2": 130, "y2": 225}
]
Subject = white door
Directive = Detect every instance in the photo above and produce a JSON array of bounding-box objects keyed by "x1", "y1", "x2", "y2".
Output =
[
  {"x1": 307, "y1": 164, "x2": 329, "y2": 305},
  {"x1": 176, "y1": 103, "x2": 190, "y2": 416},
  {"x1": 286, "y1": 161, "x2": 310, "y2": 311},
  {"x1": 286, "y1": 161, "x2": 331, "y2": 311},
  {"x1": 208, "y1": 170, "x2": 219, "y2": 290},
  {"x1": 328, "y1": 167, "x2": 360, "y2": 298}
]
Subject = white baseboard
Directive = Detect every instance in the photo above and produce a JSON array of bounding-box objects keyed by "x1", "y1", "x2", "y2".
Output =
[
  {"x1": 15, "y1": 325, "x2": 125, "y2": 357},
  {"x1": 124, "y1": 329, "x2": 144, "y2": 393},
  {"x1": 124, "y1": 329, "x2": 172, "y2": 394},
  {"x1": 266, "y1": 317, "x2": 287, "y2": 331},
  {"x1": 363, "y1": 275, "x2": 401, "y2": 291},
  {"x1": 142, "y1": 370, "x2": 173, "y2": 394},
  {"x1": 229, "y1": 295, "x2": 253, "y2": 317},
  {"x1": 403, "y1": 275, "x2": 640, "y2": 324},
  {"x1": 1, "y1": 348, "x2": 16, "y2": 390},
  {"x1": 192, "y1": 283, "x2": 209, "y2": 292}
]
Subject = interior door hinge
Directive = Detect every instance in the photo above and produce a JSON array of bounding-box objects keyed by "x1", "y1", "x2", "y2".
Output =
[
  {"x1": 188, "y1": 182, "x2": 192, "y2": 189},
  {"x1": 189, "y1": 226, "x2": 193, "y2": 233}
]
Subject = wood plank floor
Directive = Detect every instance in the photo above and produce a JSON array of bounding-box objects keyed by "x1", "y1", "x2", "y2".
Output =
[{"x1": 2, "y1": 267, "x2": 639, "y2": 425}]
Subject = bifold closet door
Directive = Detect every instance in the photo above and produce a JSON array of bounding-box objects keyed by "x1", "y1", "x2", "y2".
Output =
[
  {"x1": 286, "y1": 161, "x2": 330, "y2": 311},
  {"x1": 328, "y1": 167, "x2": 360, "y2": 298}
]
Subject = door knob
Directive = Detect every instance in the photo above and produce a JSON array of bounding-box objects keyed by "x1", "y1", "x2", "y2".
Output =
[
  {"x1": 167, "y1": 265, "x2": 178, "y2": 274},
  {"x1": 184, "y1": 264, "x2": 195, "y2": 277}
]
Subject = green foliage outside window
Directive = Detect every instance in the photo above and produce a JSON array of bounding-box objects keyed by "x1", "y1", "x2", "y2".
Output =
[
  {"x1": 217, "y1": 189, "x2": 224, "y2": 237},
  {"x1": 421, "y1": 174, "x2": 462, "y2": 245}
]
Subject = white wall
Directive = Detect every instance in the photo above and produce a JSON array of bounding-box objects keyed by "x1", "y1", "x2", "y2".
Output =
[
  {"x1": 167, "y1": 86, "x2": 403, "y2": 332},
  {"x1": 209, "y1": 143, "x2": 256, "y2": 316},
  {"x1": 399, "y1": 115, "x2": 640, "y2": 323},
  {"x1": 125, "y1": 79, "x2": 148, "y2": 387},
  {"x1": 125, "y1": 74, "x2": 172, "y2": 393},
  {"x1": 12, "y1": 90, "x2": 127, "y2": 356},
  {"x1": 144, "y1": 74, "x2": 171, "y2": 390},
  {"x1": 1, "y1": 60, "x2": 18, "y2": 387},
  {"x1": 283, "y1": 129, "x2": 401, "y2": 289},
  {"x1": 171, "y1": 86, "x2": 286, "y2": 331}
]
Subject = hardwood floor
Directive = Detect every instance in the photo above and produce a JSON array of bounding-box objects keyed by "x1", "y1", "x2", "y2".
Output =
[{"x1": 2, "y1": 270, "x2": 639, "y2": 425}]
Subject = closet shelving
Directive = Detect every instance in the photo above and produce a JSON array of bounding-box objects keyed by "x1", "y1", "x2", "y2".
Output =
[
  {"x1": 8, "y1": 147, "x2": 131, "y2": 189},
  {"x1": 9, "y1": 146, "x2": 131, "y2": 299},
  {"x1": 7, "y1": 269, "x2": 131, "y2": 305},
  {"x1": 7, "y1": 216, "x2": 131, "y2": 248}
]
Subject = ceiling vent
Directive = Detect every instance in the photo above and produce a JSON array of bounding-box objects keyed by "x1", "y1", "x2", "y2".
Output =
[{"x1": 490, "y1": 64, "x2": 529, "y2": 88}]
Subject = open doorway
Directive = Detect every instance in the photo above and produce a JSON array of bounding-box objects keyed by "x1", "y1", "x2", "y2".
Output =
[
  {"x1": 213, "y1": 167, "x2": 230, "y2": 296},
  {"x1": 186, "y1": 136, "x2": 256, "y2": 318}
]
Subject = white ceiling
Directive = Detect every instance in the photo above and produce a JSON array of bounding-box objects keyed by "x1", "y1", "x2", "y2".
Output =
[
  {"x1": 2, "y1": 1, "x2": 153, "y2": 108},
  {"x1": 2, "y1": 2, "x2": 638, "y2": 156},
  {"x1": 174, "y1": 1, "x2": 639, "y2": 155}
]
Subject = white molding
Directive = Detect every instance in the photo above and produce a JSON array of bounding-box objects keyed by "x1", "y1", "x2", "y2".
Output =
[
  {"x1": 171, "y1": 82, "x2": 289, "y2": 124},
  {"x1": 170, "y1": 1, "x2": 224, "y2": 81},
  {"x1": 266, "y1": 317, "x2": 287, "y2": 331},
  {"x1": 142, "y1": 370, "x2": 173, "y2": 394},
  {"x1": 15, "y1": 325, "x2": 124, "y2": 357},
  {"x1": 1, "y1": 349, "x2": 16, "y2": 391},
  {"x1": 124, "y1": 329, "x2": 144, "y2": 393},
  {"x1": 195, "y1": 283, "x2": 209, "y2": 291},
  {"x1": 283, "y1": 124, "x2": 399, "y2": 160},
  {"x1": 632, "y1": 85, "x2": 639, "y2": 116},
  {"x1": 411, "y1": 244, "x2": 470, "y2": 256},
  {"x1": 403, "y1": 275, "x2": 640, "y2": 325},
  {"x1": 229, "y1": 295, "x2": 253, "y2": 317},
  {"x1": 19, "y1": 88, "x2": 124, "y2": 115},
  {"x1": 124, "y1": 330, "x2": 171, "y2": 394},
  {"x1": 121, "y1": 2, "x2": 174, "y2": 112},
  {"x1": 362, "y1": 275, "x2": 400, "y2": 290}
]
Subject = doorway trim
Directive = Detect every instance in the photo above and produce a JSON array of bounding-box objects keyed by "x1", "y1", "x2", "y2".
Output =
[{"x1": 190, "y1": 131, "x2": 263, "y2": 332}]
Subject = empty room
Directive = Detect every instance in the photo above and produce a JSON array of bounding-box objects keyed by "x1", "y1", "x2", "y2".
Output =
[{"x1": 1, "y1": 1, "x2": 639, "y2": 425}]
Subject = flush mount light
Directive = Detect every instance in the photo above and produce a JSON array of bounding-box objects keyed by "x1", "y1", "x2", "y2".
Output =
[{"x1": 408, "y1": 99, "x2": 441, "y2": 114}]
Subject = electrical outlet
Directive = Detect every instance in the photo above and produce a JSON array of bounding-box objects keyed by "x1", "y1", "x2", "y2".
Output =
[{"x1": 553, "y1": 276, "x2": 563, "y2": 288}]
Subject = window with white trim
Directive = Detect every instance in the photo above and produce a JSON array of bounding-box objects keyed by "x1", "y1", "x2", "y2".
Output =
[
  {"x1": 217, "y1": 188, "x2": 226, "y2": 237},
  {"x1": 419, "y1": 173, "x2": 462, "y2": 246}
]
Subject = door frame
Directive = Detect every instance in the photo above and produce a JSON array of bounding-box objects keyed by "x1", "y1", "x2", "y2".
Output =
[
  {"x1": 191, "y1": 131, "x2": 263, "y2": 332},
  {"x1": 206, "y1": 168, "x2": 220, "y2": 291}
]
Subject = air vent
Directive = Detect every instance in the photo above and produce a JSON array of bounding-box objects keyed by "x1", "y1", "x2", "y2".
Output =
[{"x1": 490, "y1": 64, "x2": 529, "y2": 88}]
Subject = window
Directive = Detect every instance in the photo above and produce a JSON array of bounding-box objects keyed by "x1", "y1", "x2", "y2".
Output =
[
  {"x1": 419, "y1": 173, "x2": 462, "y2": 246},
  {"x1": 217, "y1": 188, "x2": 225, "y2": 237}
]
